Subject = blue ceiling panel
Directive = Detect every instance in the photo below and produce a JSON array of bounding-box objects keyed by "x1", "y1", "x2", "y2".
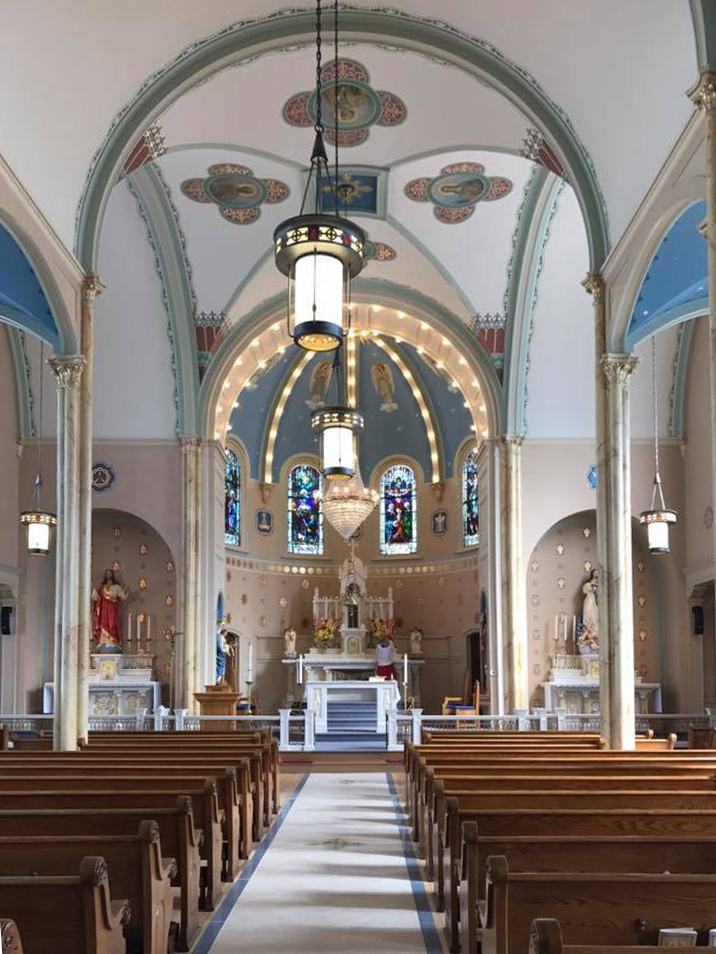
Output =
[
  {"x1": 627, "y1": 201, "x2": 707, "y2": 345},
  {"x1": 0, "y1": 222, "x2": 59, "y2": 347}
]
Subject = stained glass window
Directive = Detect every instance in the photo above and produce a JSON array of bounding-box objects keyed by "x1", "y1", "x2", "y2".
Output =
[
  {"x1": 224, "y1": 449, "x2": 241, "y2": 548},
  {"x1": 379, "y1": 464, "x2": 417, "y2": 555},
  {"x1": 287, "y1": 464, "x2": 323, "y2": 555},
  {"x1": 462, "y1": 449, "x2": 479, "y2": 547}
]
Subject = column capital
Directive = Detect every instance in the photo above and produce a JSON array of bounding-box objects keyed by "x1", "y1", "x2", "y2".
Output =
[
  {"x1": 81, "y1": 274, "x2": 104, "y2": 304},
  {"x1": 179, "y1": 436, "x2": 204, "y2": 451},
  {"x1": 582, "y1": 271, "x2": 604, "y2": 304},
  {"x1": 49, "y1": 355, "x2": 85, "y2": 390},
  {"x1": 600, "y1": 352, "x2": 638, "y2": 385},
  {"x1": 689, "y1": 70, "x2": 716, "y2": 114},
  {"x1": 500, "y1": 435, "x2": 524, "y2": 450}
]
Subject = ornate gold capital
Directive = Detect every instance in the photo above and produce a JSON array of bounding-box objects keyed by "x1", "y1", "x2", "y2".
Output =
[
  {"x1": 179, "y1": 437, "x2": 203, "y2": 451},
  {"x1": 81, "y1": 274, "x2": 104, "y2": 304},
  {"x1": 689, "y1": 70, "x2": 716, "y2": 114},
  {"x1": 600, "y1": 352, "x2": 638, "y2": 386},
  {"x1": 500, "y1": 435, "x2": 524, "y2": 450},
  {"x1": 259, "y1": 482, "x2": 273, "y2": 505},
  {"x1": 49, "y1": 355, "x2": 85, "y2": 390},
  {"x1": 582, "y1": 271, "x2": 604, "y2": 304}
]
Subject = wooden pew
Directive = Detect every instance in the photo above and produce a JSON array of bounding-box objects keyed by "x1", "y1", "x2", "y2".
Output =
[
  {"x1": 0, "y1": 856, "x2": 129, "y2": 954},
  {"x1": 0, "y1": 779, "x2": 223, "y2": 911},
  {"x1": 0, "y1": 919, "x2": 23, "y2": 954},
  {"x1": 461, "y1": 825, "x2": 716, "y2": 954},
  {"x1": 0, "y1": 756, "x2": 249, "y2": 871},
  {"x1": 420, "y1": 732, "x2": 603, "y2": 746},
  {"x1": 480, "y1": 855, "x2": 716, "y2": 954},
  {"x1": 528, "y1": 918, "x2": 666, "y2": 954},
  {"x1": 0, "y1": 823, "x2": 175, "y2": 954},
  {"x1": 0, "y1": 800, "x2": 201, "y2": 951}
]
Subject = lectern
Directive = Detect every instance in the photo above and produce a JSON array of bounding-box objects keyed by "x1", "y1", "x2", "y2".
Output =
[{"x1": 194, "y1": 684, "x2": 242, "y2": 731}]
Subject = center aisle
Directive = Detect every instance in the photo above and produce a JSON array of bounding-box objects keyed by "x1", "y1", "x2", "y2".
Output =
[{"x1": 195, "y1": 772, "x2": 444, "y2": 954}]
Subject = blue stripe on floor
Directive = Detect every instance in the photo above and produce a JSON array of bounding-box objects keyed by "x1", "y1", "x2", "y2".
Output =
[
  {"x1": 386, "y1": 771, "x2": 444, "y2": 954},
  {"x1": 192, "y1": 772, "x2": 310, "y2": 954}
]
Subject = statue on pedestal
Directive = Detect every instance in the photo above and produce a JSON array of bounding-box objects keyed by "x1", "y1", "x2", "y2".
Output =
[
  {"x1": 409, "y1": 627, "x2": 423, "y2": 655},
  {"x1": 92, "y1": 570, "x2": 129, "y2": 653},
  {"x1": 283, "y1": 627, "x2": 297, "y2": 657},
  {"x1": 577, "y1": 569, "x2": 599, "y2": 654},
  {"x1": 215, "y1": 618, "x2": 234, "y2": 685}
]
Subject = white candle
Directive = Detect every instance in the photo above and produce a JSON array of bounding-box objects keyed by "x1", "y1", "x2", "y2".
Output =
[
  {"x1": 147, "y1": 615, "x2": 151, "y2": 648},
  {"x1": 127, "y1": 614, "x2": 132, "y2": 646},
  {"x1": 298, "y1": 654, "x2": 304, "y2": 684},
  {"x1": 136, "y1": 614, "x2": 140, "y2": 645},
  {"x1": 403, "y1": 652, "x2": 408, "y2": 684},
  {"x1": 248, "y1": 642, "x2": 253, "y2": 682},
  {"x1": 572, "y1": 615, "x2": 576, "y2": 648},
  {"x1": 554, "y1": 614, "x2": 558, "y2": 643}
]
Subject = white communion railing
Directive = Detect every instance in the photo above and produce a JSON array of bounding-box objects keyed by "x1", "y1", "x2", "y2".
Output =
[{"x1": 0, "y1": 709, "x2": 708, "y2": 749}]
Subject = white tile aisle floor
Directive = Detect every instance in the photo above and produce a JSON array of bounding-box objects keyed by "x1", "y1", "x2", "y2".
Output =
[{"x1": 194, "y1": 772, "x2": 444, "y2": 954}]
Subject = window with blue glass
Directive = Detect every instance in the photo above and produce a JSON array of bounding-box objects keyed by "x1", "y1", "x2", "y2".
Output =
[
  {"x1": 462, "y1": 449, "x2": 479, "y2": 547},
  {"x1": 379, "y1": 464, "x2": 417, "y2": 555},
  {"x1": 224, "y1": 449, "x2": 241, "y2": 547},
  {"x1": 287, "y1": 464, "x2": 323, "y2": 555}
]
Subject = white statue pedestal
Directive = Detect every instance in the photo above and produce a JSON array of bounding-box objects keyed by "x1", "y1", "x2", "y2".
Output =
[{"x1": 43, "y1": 653, "x2": 162, "y2": 717}]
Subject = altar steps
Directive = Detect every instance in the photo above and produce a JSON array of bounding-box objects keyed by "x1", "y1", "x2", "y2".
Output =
[{"x1": 314, "y1": 700, "x2": 388, "y2": 752}]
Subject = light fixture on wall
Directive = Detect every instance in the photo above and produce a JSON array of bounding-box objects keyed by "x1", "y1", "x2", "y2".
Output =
[
  {"x1": 20, "y1": 342, "x2": 56, "y2": 555},
  {"x1": 311, "y1": 344, "x2": 363, "y2": 480},
  {"x1": 640, "y1": 336, "x2": 677, "y2": 554},
  {"x1": 273, "y1": 0, "x2": 365, "y2": 352}
]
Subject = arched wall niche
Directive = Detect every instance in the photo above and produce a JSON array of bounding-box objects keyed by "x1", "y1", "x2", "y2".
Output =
[{"x1": 92, "y1": 509, "x2": 177, "y2": 706}]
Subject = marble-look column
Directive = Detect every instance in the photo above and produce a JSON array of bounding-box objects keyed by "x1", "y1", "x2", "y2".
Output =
[
  {"x1": 690, "y1": 73, "x2": 716, "y2": 580},
  {"x1": 601, "y1": 353, "x2": 638, "y2": 750},
  {"x1": 49, "y1": 356, "x2": 85, "y2": 751},
  {"x1": 500, "y1": 436, "x2": 528, "y2": 712},
  {"x1": 77, "y1": 275, "x2": 103, "y2": 744},
  {"x1": 180, "y1": 438, "x2": 202, "y2": 713}
]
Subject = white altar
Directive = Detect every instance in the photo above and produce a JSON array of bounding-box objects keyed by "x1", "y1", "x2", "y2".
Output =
[
  {"x1": 43, "y1": 653, "x2": 162, "y2": 716},
  {"x1": 541, "y1": 653, "x2": 662, "y2": 714},
  {"x1": 306, "y1": 680, "x2": 400, "y2": 733},
  {"x1": 282, "y1": 548, "x2": 424, "y2": 705}
]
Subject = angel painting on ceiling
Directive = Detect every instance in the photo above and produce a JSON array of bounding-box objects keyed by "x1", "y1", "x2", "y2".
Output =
[
  {"x1": 404, "y1": 161, "x2": 512, "y2": 224},
  {"x1": 181, "y1": 164, "x2": 289, "y2": 224},
  {"x1": 371, "y1": 362, "x2": 398, "y2": 412}
]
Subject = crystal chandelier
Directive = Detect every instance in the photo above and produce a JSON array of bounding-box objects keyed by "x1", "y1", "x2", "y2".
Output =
[
  {"x1": 320, "y1": 471, "x2": 379, "y2": 540},
  {"x1": 640, "y1": 336, "x2": 677, "y2": 553},
  {"x1": 273, "y1": 0, "x2": 365, "y2": 352}
]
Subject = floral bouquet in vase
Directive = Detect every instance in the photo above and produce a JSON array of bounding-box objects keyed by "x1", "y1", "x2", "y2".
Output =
[
  {"x1": 313, "y1": 617, "x2": 340, "y2": 652},
  {"x1": 369, "y1": 617, "x2": 396, "y2": 647}
]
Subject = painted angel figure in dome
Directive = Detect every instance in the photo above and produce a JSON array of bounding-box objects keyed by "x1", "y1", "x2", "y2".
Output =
[{"x1": 92, "y1": 569, "x2": 129, "y2": 653}]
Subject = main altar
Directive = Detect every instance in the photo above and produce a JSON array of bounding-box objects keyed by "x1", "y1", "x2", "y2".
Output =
[
  {"x1": 44, "y1": 653, "x2": 162, "y2": 716},
  {"x1": 282, "y1": 549, "x2": 424, "y2": 705}
]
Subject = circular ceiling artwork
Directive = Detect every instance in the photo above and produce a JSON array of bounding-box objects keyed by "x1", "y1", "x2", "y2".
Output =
[
  {"x1": 404, "y1": 162, "x2": 513, "y2": 224},
  {"x1": 181, "y1": 164, "x2": 289, "y2": 225}
]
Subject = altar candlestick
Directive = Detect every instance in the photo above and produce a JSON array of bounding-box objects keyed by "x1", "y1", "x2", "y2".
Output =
[
  {"x1": 403, "y1": 653, "x2": 408, "y2": 684},
  {"x1": 147, "y1": 615, "x2": 152, "y2": 650},
  {"x1": 136, "y1": 614, "x2": 141, "y2": 645},
  {"x1": 572, "y1": 615, "x2": 576, "y2": 650},
  {"x1": 298, "y1": 654, "x2": 304, "y2": 684},
  {"x1": 248, "y1": 643, "x2": 253, "y2": 682},
  {"x1": 127, "y1": 614, "x2": 133, "y2": 647}
]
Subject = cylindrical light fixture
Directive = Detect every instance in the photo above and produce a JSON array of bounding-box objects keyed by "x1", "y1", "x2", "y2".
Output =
[
  {"x1": 274, "y1": 214, "x2": 365, "y2": 352},
  {"x1": 311, "y1": 406, "x2": 364, "y2": 479},
  {"x1": 640, "y1": 336, "x2": 677, "y2": 554},
  {"x1": 20, "y1": 475, "x2": 56, "y2": 556}
]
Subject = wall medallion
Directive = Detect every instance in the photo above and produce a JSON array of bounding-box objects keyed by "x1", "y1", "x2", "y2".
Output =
[
  {"x1": 587, "y1": 465, "x2": 597, "y2": 489},
  {"x1": 92, "y1": 462, "x2": 115, "y2": 493},
  {"x1": 256, "y1": 509, "x2": 273, "y2": 536},
  {"x1": 431, "y1": 509, "x2": 448, "y2": 536}
]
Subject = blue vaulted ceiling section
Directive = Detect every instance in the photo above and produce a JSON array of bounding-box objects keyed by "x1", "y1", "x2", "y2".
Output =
[
  {"x1": 228, "y1": 338, "x2": 472, "y2": 485},
  {"x1": 0, "y1": 222, "x2": 60, "y2": 349},
  {"x1": 627, "y1": 201, "x2": 707, "y2": 348}
]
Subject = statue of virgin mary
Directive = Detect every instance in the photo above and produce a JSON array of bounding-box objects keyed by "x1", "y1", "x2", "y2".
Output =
[{"x1": 577, "y1": 569, "x2": 599, "y2": 654}]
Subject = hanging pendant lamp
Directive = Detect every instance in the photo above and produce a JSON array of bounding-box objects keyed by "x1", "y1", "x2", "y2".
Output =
[
  {"x1": 311, "y1": 343, "x2": 363, "y2": 480},
  {"x1": 274, "y1": 0, "x2": 365, "y2": 352},
  {"x1": 640, "y1": 336, "x2": 677, "y2": 554},
  {"x1": 20, "y1": 342, "x2": 57, "y2": 555}
]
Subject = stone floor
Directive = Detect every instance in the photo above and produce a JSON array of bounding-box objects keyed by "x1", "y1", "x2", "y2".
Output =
[{"x1": 191, "y1": 772, "x2": 445, "y2": 954}]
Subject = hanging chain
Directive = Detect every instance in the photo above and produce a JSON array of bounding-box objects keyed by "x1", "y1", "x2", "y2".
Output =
[
  {"x1": 314, "y1": 0, "x2": 324, "y2": 134},
  {"x1": 37, "y1": 340, "x2": 44, "y2": 505},
  {"x1": 334, "y1": 0, "x2": 340, "y2": 215}
]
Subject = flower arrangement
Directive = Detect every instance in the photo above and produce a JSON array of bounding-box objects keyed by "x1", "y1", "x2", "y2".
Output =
[
  {"x1": 313, "y1": 617, "x2": 340, "y2": 651},
  {"x1": 369, "y1": 618, "x2": 396, "y2": 643}
]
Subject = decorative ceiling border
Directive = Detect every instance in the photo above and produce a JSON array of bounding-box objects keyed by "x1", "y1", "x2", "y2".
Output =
[
  {"x1": 668, "y1": 318, "x2": 695, "y2": 439},
  {"x1": 74, "y1": 5, "x2": 610, "y2": 273},
  {"x1": 7, "y1": 327, "x2": 34, "y2": 440}
]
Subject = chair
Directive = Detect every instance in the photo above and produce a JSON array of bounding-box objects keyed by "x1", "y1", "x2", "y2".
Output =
[{"x1": 442, "y1": 680, "x2": 480, "y2": 717}]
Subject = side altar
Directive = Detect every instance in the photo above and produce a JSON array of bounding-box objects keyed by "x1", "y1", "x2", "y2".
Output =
[
  {"x1": 282, "y1": 549, "x2": 423, "y2": 705},
  {"x1": 44, "y1": 653, "x2": 162, "y2": 717}
]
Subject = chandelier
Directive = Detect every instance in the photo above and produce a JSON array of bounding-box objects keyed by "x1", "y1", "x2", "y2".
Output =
[
  {"x1": 273, "y1": 0, "x2": 365, "y2": 352},
  {"x1": 640, "y1": 336, "x2": 677, "y2": 553},
  {"x1": 311, "y1": 343, "x2": 363, "y2": 481},
  {"x1": 20, "y1": 341, "x2": 56, "y2": 555},
  {"x1": 320, "y1": 471, "x2": 379, "y2": 540}
]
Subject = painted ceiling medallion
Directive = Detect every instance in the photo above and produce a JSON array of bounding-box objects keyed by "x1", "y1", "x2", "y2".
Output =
[
  {"x1": 181, "y1": 164, "x2": 289, "y2": 224},
  {"x1": 364, "y1": 237, "x2": 396, "y2": 263},
  {"x1": 404, "y1": 162, "x2": 513, "y2": 223},
  {"x1": 283, "y1": 59, "x2": 406, "y2": 146}
]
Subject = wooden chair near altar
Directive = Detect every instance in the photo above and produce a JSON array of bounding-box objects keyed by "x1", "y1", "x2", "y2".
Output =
[{"x1": 442, "y1": 678, "x2": 481, "y2": 718}]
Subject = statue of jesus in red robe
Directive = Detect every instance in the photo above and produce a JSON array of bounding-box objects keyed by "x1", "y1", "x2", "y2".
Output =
[{"x1": 92, "y1": 570, "x2": 129, "y2": 652}]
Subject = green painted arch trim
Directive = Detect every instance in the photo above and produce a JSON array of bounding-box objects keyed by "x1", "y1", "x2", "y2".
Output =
[
  {"x1": 670, "y1": 319, "x2": 695, "y2": 439},
  {"x1": 128, "y1": 164, "x2": 200, "y2": 436},
  {"x1": 74, "y1": 7, "x2": 609, "y2": 271},
  {"x1": 690, "y1": 0, "x2": 716, "y2": 69},
  {"x1": 6, "y1": 327, "x2": 33, "y2": 440},
  {"x1": 198, "y1": 278, "x2": 505, "y2": 439},
  {"x1": 502, "y1": 168, "x2": 558, "y2": 436}
]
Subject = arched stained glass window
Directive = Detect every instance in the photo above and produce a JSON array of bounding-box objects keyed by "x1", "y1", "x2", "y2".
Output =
[
  {"x1": 379, "y1": 464, "x2": 417, "y2": 555},
  {"x1": 225, "y1": 449, "x2": 241, "y2": 547},
  {"x1": 287, "y1": 464, "x2": 323, "y2": 555},
  {"x1": 462, "y1": 448, "x2": 479, "y2": 547}
]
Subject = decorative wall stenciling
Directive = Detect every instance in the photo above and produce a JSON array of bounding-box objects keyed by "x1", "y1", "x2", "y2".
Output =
[
  {"x1": 92, "y1": 462, "x2": 116, "y2": 493},
  {"x1": 283, "y1": 59, "x2": 406, "y2": 147},
  {"x1": 181, "y1": 164, "x2": 289, "y2": 224},
  {"x1": 404, "y1": 162, "x2": 512, "y2": 223},
  {"x1": 520, "y1": 127, "x2": 565, "y2": 177},
  {"x1": 195, "y1": 310, "x2": 227, "y2": 379},
  {"x1": 122, "y1": 122, "x2": 167, "y2": 176},
  {"x1": 471, "y1": 312, "x2": 505, "y2": 380},
  {"x1": 364, "y1": 237, "x2": 396, "y2": 263}
]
